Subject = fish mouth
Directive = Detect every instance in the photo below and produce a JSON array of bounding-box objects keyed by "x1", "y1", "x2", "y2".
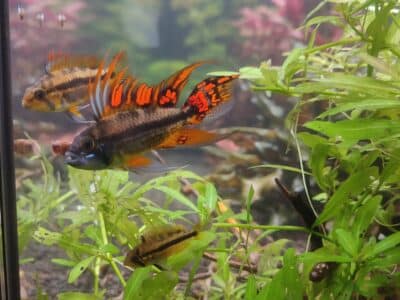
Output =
[{"x1": 64, "y1": 151, "x2": 82, "y2": 166}]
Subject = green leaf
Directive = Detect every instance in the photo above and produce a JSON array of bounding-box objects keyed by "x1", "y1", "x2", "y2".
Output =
[
  {"x1": 51, "y1": 258, "x2": 76, "y2": 267},
  {"x1": 316, "y1": 167, "x2": 378, "y2": 224},
  {"x1": 68, "y1": 256, "x2": 95, "y2": 284},
  {"x1": 310, "y1": 144, "x2": 331, "y2": 189},
  {"x1": 365, "y1": 231, "x2": 400, "y2": 259},
  {"x1": 353, "y1": 195, "x2": 382, "y2": 237},
  {"x1": 305, "y1": 119, "x2": 400, "y2": 148},
  {"x1": 140, "y1": 271, "x2": 178, "y2": 300},
  {"x1": 207, "y1": 71, "x2": 240, "y2": 77},
  {"x1": 280, "y1": 47, "x2": 304, "y2": 84},
  {"x1": 239, "y1": 66, "x2": 263, "y2": 80},
  {"x1": 245, "y1": 275, "x2": 257, "y2": 300},
  {"x1": 318, "y1": 99, "x2": 400, "y2": 118},
  {"x1": 124, "y1": 267, "x2": 152, "y2": 300},
  {"x1": 257, "y1": 248, "x2": 303, "y2": 300},
  {"x1": 335, "y1": 229, "x2": 359, "y2": 258},
  {"x1": 154, "y1": 186, "x2": 198, "y2": 211},
  {"x1": 58, "y1": 292, "x2": 102, "y2": 300}
]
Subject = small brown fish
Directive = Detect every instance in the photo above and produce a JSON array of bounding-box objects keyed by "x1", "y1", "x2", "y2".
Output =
[
  {"x1": 65, "y1": 53, "x2": 238, "y2": 170},
  {"x1": 21, "y1": 52, "x2": 123, "y2": 121},
  {"x1": 14, "y1": 139, "x2": 40, "y2": 156},
  {"x1": 124, "y1": 225, "x2": 198, "y2": 268}
]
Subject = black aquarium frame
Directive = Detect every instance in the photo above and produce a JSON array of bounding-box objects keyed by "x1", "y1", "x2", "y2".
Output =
[{"x1": 0, "y1": 0, "x2": 21, "y2": 299}]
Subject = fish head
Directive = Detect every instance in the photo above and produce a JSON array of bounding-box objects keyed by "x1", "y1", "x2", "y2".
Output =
[
  {"x1": 22, "y1": 83, "x2": 61, "y2": 112},
  {"x1": 65, "y1": 128, "x2": 111, "y2": 170}
]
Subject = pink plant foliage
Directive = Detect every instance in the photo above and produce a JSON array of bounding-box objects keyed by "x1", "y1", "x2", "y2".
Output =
[
  {"x1": 233, "y1": 2, "x2": 304, "y2": 62},
  {"x1": 233, "y1": 0, "x2": 342, "y2": 63},
  {"x1": 9, "y1": 0, "x2": 87, "y2": 92}
]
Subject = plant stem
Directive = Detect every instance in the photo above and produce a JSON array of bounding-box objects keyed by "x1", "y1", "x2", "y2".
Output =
[
  {"x1": 93, "y1": 257, "x2": 100, "y2": 295},
  {"x1": 98, "y1": 212, "x2": 126, "y2": 287},
  {"x1": 212, "y1": 222, "x2": 308, "y2": 232}
]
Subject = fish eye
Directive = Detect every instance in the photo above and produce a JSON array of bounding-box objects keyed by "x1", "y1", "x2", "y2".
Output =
[
  {"x1": 81, "y1": 137, "x2": 96, "y2": 152},
  {"x1": 34, "y1": 89, "x2": 45, "y2": 99}
]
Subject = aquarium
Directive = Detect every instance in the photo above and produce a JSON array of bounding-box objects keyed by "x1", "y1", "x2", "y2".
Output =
[{"x1": 2, "y1": 0, "x2": 400, "y2": 299}]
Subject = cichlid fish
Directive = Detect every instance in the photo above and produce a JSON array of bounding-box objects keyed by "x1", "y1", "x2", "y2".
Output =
[
  {"x1": 21, "y1": 52, "x2": 124, "y2": 121},
  {"x1": 124, "y1": 224, "x2": 198, "y2": 268},
  {"x1": 64, "y1": 53, "x2": 238, "y2": 170}
]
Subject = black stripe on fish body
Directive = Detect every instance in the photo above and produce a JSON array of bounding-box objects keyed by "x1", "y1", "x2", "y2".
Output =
[{"x1": 137, "y1": 230, "x2": 198, "y2": 263}]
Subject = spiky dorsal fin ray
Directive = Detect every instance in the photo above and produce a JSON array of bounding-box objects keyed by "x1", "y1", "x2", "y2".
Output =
[
  {"x1": 183, "y1": 75, "x2": 239, "y2": 125},
  {"x1": 89, "y1": 58, "x2": 210, "y2": 121},
  {"x1": 88, "y1": 51, "x2": 132, "y2": 120},
  {"x1": 46, "y1": 51, "x2": 102, "y2": 74},
  {"x1": 153, "y1": 61, "x2": 211, "y2": 107}
]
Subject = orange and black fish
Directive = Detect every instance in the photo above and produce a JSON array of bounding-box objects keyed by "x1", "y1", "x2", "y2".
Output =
[
  {"x1": 22, "y1": 52, "x2": 124, "y2": 121},
  {"x1": 64, "y1": 53, "x2": 238, "y2": 170},
  {"x1": 124, "y1": 224, "x2": 198, "y2": 268}
]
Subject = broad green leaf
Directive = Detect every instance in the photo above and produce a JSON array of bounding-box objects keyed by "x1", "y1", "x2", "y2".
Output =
[
  {"x1": 335, "y1": 229, "x2": 359, "y2": 258},
  {"x1": 140, "y1": 271, "x2": 178, "y2": 300},
  {"x1": 68, "y1": 256, "x2": 95, "y2": 283},
  {"x1": 305, "y1": 119, "x2": 400, "y2": 148},
  {"x1": 257, "y1": 248, "x2": 302, "y2": 300},
  {"x1": 318, "y1": 99, "x2": 400, "y2": 118},
  {"x1": 124, "y1": 267, "x2": 152, "y2": 300},
  {"x1": 316, "y1": 167, "x2": 378, "y2": 224},
  {"x1": 353, "y1": 195, "x2": 381, "y2": 237}
]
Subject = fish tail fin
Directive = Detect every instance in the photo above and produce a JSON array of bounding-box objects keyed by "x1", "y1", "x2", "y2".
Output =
[{"x1": 182, "y1": 75, "x2": 239, "y2": 124}]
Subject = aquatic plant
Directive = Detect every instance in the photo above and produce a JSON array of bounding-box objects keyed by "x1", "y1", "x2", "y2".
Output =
[
  {"x1": 16, "y1": 0, "x2": 400, "y2": 299},
  {"x1": 233, "y1": 0, "x2": 400, "y2": 298}
]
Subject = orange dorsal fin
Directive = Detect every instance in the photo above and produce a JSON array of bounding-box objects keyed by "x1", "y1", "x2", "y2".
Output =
[
  {"x1": 182, "y1": 75, "x2": 239, "y2": 124},
  {"x1": 46, "y1": 51, "x2": 102, "y2": 73},
  {"x1": 89, "y1": 51, "x2": 141, "y2": 120},
  {"x1": 153, "y1": 61, "x2": 210, "y2": 107},
  {"x1": 156, "y1": 128, "x2": 223, "y2": 149}
]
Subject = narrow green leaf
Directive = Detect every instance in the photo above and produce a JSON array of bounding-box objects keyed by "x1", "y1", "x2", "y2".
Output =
[
  {"x1": 68, "y1": 256, "x2": 95, "y2": 284},
  {"x1": 316, "y1": 167, "x2": 378, "y2": 224},
  {"x1": 154, "y1": 186, "x2": 198, "y2": 211},
  {"x1": 58, "y1": 292, "x2": 102, "y2": 300},
  {"x1": 366, "y1": 231, "x2": 400, "y2": 258},
  {"x1": 51, "y1": 258, "x2": 76, "y2": 267},
  {"x1": 245, "y1": 275, "x2": 257, "y2": 300}
]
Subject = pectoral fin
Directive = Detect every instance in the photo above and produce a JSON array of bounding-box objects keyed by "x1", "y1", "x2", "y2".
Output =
[{"x1": 66, "y1": 105, "x2": 86, "y2": 123}]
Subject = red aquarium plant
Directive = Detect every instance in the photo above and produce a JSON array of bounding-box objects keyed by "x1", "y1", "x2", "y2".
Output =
[{"x1": 233, "y1": 1, "x2": 304, "y2": 63}]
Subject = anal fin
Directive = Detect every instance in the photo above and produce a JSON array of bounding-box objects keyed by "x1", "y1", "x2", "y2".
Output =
[
  {"x1": 124, "y1": 154, "x2": 153, "y2": 168},
  {"x1": 156, "y1": 128, "x2": 223, "y2": 149}
]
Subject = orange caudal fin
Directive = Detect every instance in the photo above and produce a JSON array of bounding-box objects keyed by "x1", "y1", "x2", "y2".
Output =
[
  {"x1": 182, "y1": 75, "x2": 239, "y2": 124},
  {"x1": 152, "y1": 61, "x2": 210, "y2": 107},
  {"x1": 156, "y1": 128, "x2": 224, "y2": 149}
]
